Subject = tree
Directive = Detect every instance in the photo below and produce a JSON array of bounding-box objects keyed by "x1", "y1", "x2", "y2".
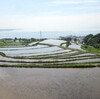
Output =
[
  {"x1": 65, "y1": 37, "x2": 72, "y2": 42},
  {"x1": 14, "y1": 37, "x2": 17, "y2": 42},
  {"x1": 60, "y1": 36, "x2": 72, "y2": 41},
  {"x1": 19, "y1": 38, "x2": 22, "y2": 42},
  {"x1": 83, "y1": 33, "x2": 100, "y2": 48},
  {"x1": 74, "y1": 38, "x2": 77, "y2": 43},
  {"x1": 83, "y1": 34, "x2": 93, "y2": 45},
  {"x1": 66, "y1": 41, "x2": 71, "y2": 47},
  {"x1": 31, "y1": 38, "x2": 36, "y2": 42}
]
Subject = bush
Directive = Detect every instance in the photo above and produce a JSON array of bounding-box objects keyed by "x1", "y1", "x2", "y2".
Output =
[
  {"x1": 94, "y1": 44, "x2": 100, "y2": 49},
  {"x1": 0, "y1": 52, "x2": 6, "y2": 56}
]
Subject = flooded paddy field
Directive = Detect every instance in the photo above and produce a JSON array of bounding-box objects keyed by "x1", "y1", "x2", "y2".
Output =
[
  {"x1": 0, "y1": 67, "x2": 100, "y2": 99},
  {"x1": 0, "y1": 39, "x2": 100, "y2": 67}
]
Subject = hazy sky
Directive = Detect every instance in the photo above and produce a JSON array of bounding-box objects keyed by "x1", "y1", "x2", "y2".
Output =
[{"x1": 0, "y1": 0, "x2": 100, "y2": 31}]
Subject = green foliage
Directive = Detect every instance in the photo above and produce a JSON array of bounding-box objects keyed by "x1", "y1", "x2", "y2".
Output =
[
  {"x1": 83, "y1": 34, "x2": 93, "y2": 45},
  {"x1": 94, "y1": 44, "x2": 100, "y2": 48},
  {"x1": 0, "y1": 38, "x2": 46, "y2": 46},
  {"x1": 0, "y1": 52, "x2": 6, "y2": 56},
  {"x1": 60, "y1": 36, "x2": 72, "y2": 41},
  {"x1": 14, "y1": 37, "x2": 17, "y2": 42},
  {"x1": 66, "y1": 41, "x2": 71, "y2": 47},
  {"x1": 83, "y1": 33, "x2": 100, "y2": 48},
  {"x1": 82, "y1": 44, "x2": 100, "y2": 53},
  {"x1": 60, "y1": 41, "x2": 71, "y2": 47},
  {"x1": 0, "y1": 41, "x2": 22, "y2": 46},
  {"x1": 0, "y1": 62, "x2": 99, "y2": 68}
]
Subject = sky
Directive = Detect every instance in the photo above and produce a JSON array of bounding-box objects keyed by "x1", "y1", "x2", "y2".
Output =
[{"x1": 0, "y1": 0, "x2": 100, "y2": 32}]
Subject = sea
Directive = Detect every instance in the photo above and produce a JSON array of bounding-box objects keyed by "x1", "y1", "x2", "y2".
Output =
[{"x1": 0, "y1": 30, "x2": 99, "y2": 39}]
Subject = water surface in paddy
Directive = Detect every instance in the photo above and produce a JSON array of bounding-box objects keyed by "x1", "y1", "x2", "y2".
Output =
[
  {"x1": 69, "y1": 43, "x2": 82, "y2": 50},
  {"x1": 0, "y1": 67, "x2": 100, "y2": 99},
  {"x1": 1, "y1": 46, "x2": 62, "y2": 56},
  {"x1": 40, "y1": 39, "x2": 66, "y2": 46},
  {"x1": 0, "y1": 45, "x2": 48, "y2": 51}
]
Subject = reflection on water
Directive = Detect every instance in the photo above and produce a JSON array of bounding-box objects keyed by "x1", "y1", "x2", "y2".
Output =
[
  {"x1": 0, "y1": 67, "x2": 100, "y2": 99},
  {"x1": 0, "y1": 45, "x2": 47, "y2": 51},
  {"x1": 1, "y1": 46, "x2": 61, "y2": 56},
  {"x1": 40, "y1": 39, "x2": 66, "y2": 46}
]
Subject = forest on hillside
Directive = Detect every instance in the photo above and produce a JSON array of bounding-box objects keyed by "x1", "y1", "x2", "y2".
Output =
[{"x1": 83, "y1": 33, "x2": 100, "y2": 48}]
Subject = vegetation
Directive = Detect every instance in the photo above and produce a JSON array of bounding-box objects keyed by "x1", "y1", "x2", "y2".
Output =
[
  {"x1": 60, "y1": 36, "x2": 72, "y2": 41},
  {"x1": 81, "y1": 45, "x2": 100, "y2": 54},
  {"x1": 0, "y1": 62, "x2": 100, "y2": 68},
  {"x1": 0, "y1": 38, "x2": 46, "y2": 46},
  {"x1": 82, "y1": 33, "x2": 100, "y2": 54},
  {"x1": 60, "y1": 41, "x2": 71, "y2": 47},
  {"x1": 0, "y1": 52, "x2": 6, "y2": 56},
  {"x1": 66, "y1": 41, "x2": 71, "y2": 47},
  {"x1": 83, "y1": 33, "x2": 100, "y2": 49},
  {"x1": 0, "y1": 41, "x2": 22, "y2": 46}
]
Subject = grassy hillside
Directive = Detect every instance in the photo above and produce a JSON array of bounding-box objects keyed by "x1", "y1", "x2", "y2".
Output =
[
  {"x1": 81, "y1": 45, "x2": 100, "y2": 54},
  {"x1": 0, "y1": 41, "x2": 23, "y2": 46}
]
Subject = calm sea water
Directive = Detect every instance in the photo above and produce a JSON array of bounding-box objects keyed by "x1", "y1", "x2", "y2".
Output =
[
  {"x1": 0, "y1": 67, "x2": 100, "y2": 99},
  {"x1": 0, "y1": 31, "x2": 99, "y2": 38}
]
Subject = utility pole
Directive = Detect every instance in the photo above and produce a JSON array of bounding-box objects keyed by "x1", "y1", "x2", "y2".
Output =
[{"x1": 40, "y1": 31, "x2": 42, "y2": 41}]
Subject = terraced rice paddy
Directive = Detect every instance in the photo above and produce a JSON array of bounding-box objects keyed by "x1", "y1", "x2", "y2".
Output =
[{"x1": 0, "y1": 39, "x2": 100, "y2": 68}]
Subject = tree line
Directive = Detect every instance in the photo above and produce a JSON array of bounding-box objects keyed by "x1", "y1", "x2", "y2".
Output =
[{"x1": 83, "y1": 33, "x2": 100, "y2": 48}]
